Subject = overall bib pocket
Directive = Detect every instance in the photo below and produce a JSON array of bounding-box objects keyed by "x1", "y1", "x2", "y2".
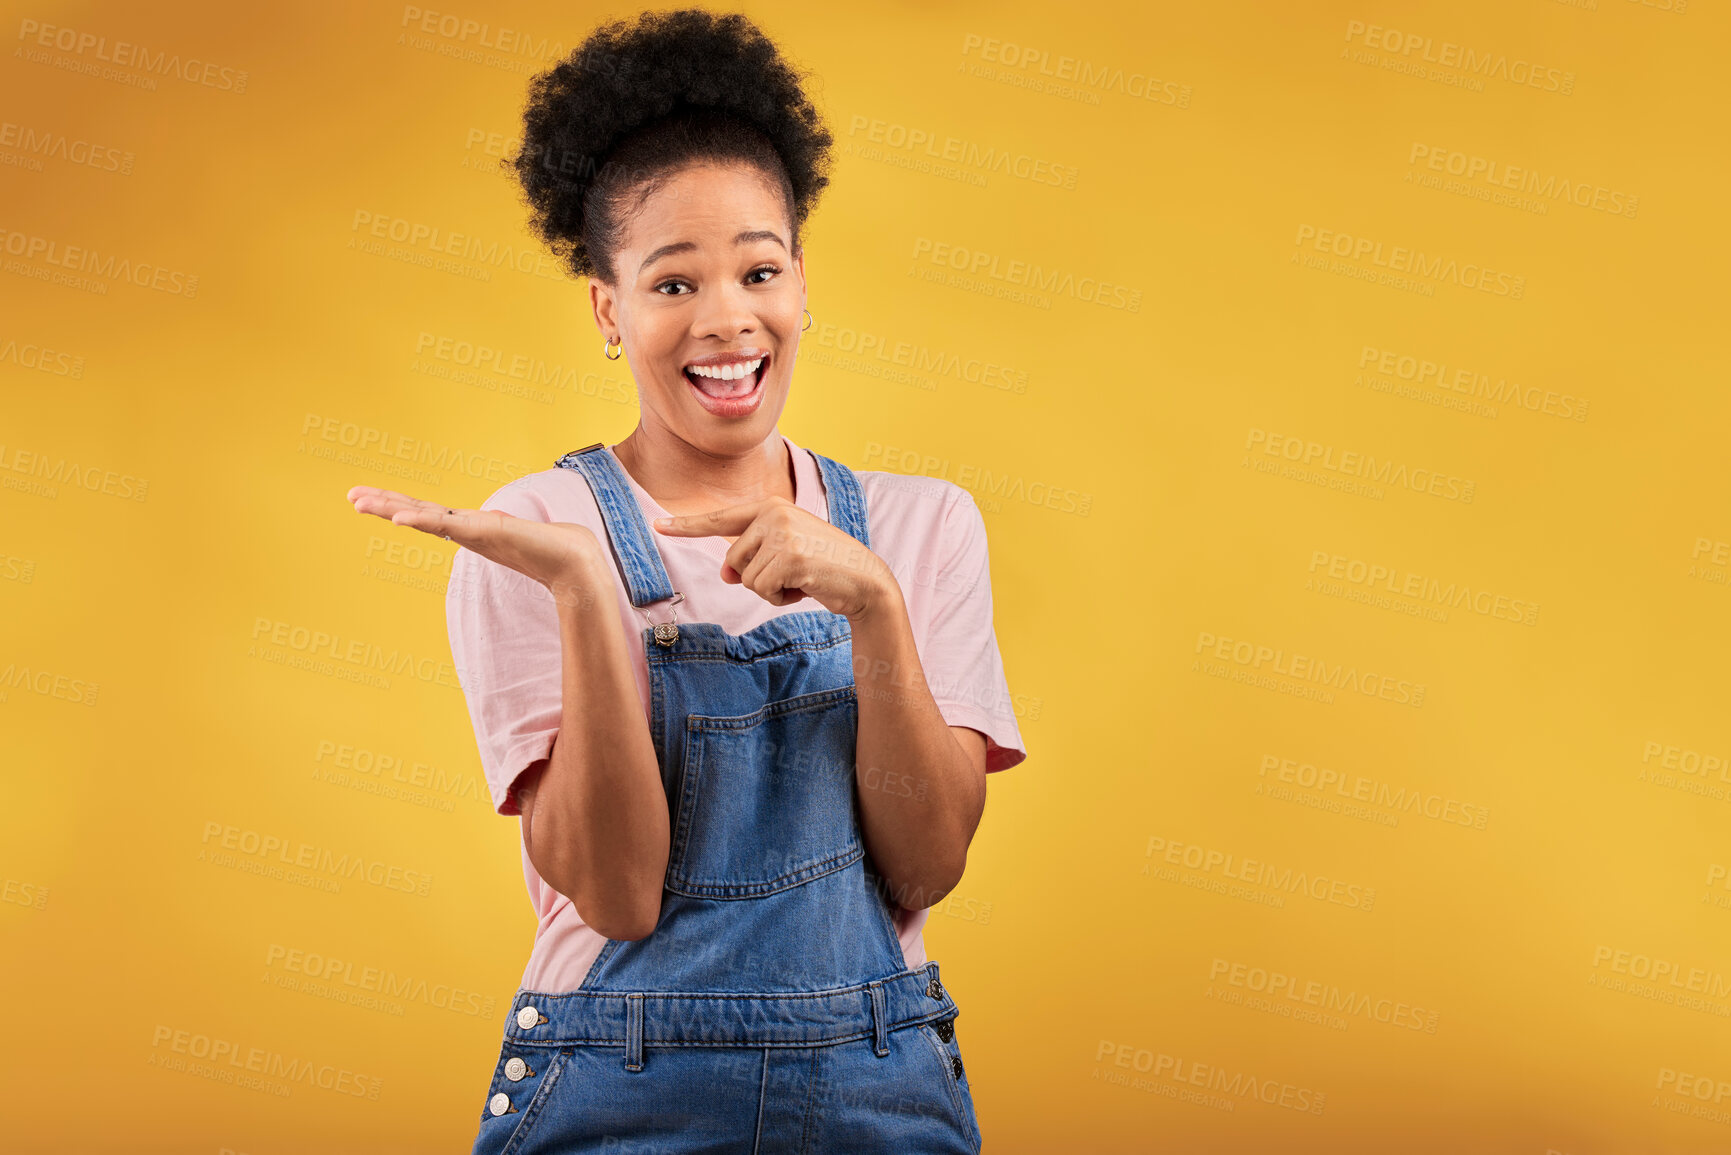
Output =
[
  {"x1": 472, "y1": 1044, "x2": 568, "y2": 1155},
  {"x1": 667, "y1": 685, "x2": 863, "y2": 898}
]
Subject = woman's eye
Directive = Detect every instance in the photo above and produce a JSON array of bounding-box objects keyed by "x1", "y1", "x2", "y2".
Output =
[{"x1": 655, "y1": 266, "x2": 779, "y2": 295}]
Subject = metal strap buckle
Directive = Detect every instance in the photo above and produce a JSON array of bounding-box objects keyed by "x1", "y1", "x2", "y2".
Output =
[{"x1": 640, "y1": 591, "x2": 685, "y2": 647}]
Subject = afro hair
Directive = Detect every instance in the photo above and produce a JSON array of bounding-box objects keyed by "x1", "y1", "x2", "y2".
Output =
[{"x1": 509, "y1": 8, "x2": 835, "y2": 285}]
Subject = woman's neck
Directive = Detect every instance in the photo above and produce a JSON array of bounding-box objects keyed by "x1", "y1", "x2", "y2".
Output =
[{"x1": 612, "y1": 425, "x2": 797, "y2": 519}]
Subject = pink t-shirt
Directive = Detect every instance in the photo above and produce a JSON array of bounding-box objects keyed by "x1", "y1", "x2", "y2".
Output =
[{"x1": 446, "y1": 431, "x2": 1028, "y2": 992}]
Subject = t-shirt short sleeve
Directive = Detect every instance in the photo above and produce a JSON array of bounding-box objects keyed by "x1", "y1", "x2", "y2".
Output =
[
  {"x1": 918, "y1": 485, "x2": 1028, "y2": 774},
  {"x1": 446, "y1": 480, "x2": 565, "y2": 817}
]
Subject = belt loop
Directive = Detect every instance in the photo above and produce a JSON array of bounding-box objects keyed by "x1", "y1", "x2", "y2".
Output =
[
  {"x1": 868, "y1": 980, "x2": 889, "y2": 1057},
  {"x1": 625, "y1": 993, "x2": 645, "y2": 1072}
]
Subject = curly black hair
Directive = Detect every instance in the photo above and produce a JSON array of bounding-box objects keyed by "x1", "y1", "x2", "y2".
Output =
[{"x1": 508, "y1": 8, "x2": 834, "y2": 285}]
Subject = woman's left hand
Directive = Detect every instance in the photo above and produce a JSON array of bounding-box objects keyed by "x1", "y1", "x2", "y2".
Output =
[{"x1": 653, "y1": 497, "x2": 894, "y2": 621}]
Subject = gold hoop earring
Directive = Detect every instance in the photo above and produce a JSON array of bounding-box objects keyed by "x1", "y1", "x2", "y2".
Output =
[
  {"x1": 802, "y1": 308, "x2": 813, "y2": 332},
  {"x1": 603, "y1": 336, "x2": 622, "y2": 361}
]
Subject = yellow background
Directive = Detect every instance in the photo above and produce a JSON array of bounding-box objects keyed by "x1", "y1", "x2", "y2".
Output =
[{"x1": 3, "y1": 0, "x2": 1727, "y2": 1151}]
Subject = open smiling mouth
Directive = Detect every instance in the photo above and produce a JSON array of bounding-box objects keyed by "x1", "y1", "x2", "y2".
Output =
[{"x1": 683, "y1": 353, "x2": 768, "y2": 417}]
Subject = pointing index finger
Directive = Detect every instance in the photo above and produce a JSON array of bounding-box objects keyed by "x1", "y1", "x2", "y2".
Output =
[{"x1": 652, "y1": 499, "x2": 778, "y2": 536}]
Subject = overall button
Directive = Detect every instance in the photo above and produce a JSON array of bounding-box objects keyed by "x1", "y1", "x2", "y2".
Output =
[
  {"x1": 934, "y1": 1018, "x2": 954, "y2": 1043},
  {"x1": 488, "y1": 1092, "x2": 512, "y2": 1117},
  {"x1": 950, "y1": 1055, "x2": 965, "y2": 1080},
  {"x1": 516, "y1": 1005, "x2": 542, "y2": 1030},
  {"x1": 504, "y1": 1057, "x2": 531, "y2": 1081},
  {"x1": 926, "y1": 976, "x2": 944, "y2": 1000}
]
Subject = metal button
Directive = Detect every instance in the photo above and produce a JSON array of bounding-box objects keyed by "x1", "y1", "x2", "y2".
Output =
[
  {"x1": 926, "y1": 977, "x2": 943, "y2": 1000},
  {"x1": 934, "y1": 1018, "x2": 954, "y2": 1043},
  {"x1": 950, "y1": 1054, "x2": 964, "y2": 1080},
  {"x1": 488, "y1": 1092, "x2": 511, "y2": 1117},
  {"x1": 516, "y1": 1005, "x2": 541, "y2": 1030},
  {"x1": 504, "y1": 1056, "x2": 530, "y2": 1081}
]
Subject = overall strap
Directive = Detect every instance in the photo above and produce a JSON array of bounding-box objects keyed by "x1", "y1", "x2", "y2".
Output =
[
  {"x1": 809, "y1": 450, "x2": 871, "y2": 550},
  {"x1": 552, "y1": 443, "x2": 677, "y2": 608}
]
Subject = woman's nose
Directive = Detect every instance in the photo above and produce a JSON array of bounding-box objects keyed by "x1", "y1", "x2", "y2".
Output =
[{"x1": 691, "y1": 281, "x2": 759, "y2": 339}]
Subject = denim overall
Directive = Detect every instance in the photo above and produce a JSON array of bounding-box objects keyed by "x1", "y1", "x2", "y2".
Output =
[{"x1": 469, "y1": 442, "x2": 982, "y2": 1154}]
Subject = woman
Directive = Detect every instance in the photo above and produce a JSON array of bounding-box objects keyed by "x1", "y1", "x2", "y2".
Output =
[{"x1": 347, "y1": 9, "x2": 1026, "y2": 1152}]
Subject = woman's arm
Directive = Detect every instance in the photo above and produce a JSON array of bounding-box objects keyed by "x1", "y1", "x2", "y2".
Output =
[
  {"x1": 849, "y1": 577, "x2": 989, "y2": 911},
  {"x1": 516, "y1": 552, "x2": 670, "y2": 941},
  {"x1": 347, "y1": 484, "x2": 669, "y2": 940}
]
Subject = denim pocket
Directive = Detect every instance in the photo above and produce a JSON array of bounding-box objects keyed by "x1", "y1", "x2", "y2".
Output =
[
  {"x1": 667, "y1": 686, "x2": 863, "y2": 898},
  {"x1": 471, "y1": 1044, "x2": 568, "y2": 1155},
  {"x1": 916, "y1": 1017, "x2": 982, "y2": 1153}
]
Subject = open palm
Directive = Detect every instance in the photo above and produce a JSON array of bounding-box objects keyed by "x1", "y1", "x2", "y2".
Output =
[{"x1": 346, "y1": 484, "x2": 605, "y2": 607}]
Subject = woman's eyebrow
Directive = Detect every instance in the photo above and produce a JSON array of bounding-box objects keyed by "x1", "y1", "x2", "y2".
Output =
[{"x1": 639, "y1": 230, "x2": 788, "y2": 275}]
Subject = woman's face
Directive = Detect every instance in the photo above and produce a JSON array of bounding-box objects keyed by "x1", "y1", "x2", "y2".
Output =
[{"x1": 592, "y1": 162, "x2": 807, "y2": 454}]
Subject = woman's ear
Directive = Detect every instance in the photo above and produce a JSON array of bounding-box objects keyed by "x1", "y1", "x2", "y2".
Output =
[{"x1": 590, "y1": 276, "x2": 618, "y2": 338}]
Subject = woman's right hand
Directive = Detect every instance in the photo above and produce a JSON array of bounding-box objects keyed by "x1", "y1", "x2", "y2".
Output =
[{"x1": 346, "y1": 484, "x2": 607, "y2": 609}]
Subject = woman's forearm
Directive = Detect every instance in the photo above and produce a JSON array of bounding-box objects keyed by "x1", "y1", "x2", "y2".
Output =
[
  {"x1": 519, "y1": 553, "x2": 670, "y2": 940},
  {"x1": 849, "y1": 578, "x2": 987, "y2": 910}
]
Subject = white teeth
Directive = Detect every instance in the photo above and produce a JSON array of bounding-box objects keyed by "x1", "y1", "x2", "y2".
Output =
[{"x1": 687, "y1": 357, "x2": 763, "y2": 380}]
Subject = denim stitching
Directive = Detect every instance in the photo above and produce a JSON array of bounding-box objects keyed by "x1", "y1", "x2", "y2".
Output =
[
  {"x1": 555, "y1": 448, "x2": 676, "y2": 607},
  {"x1": 665, "y1": 846, "x2": 865, "y2": 900},
  {"x1": 809, "y1": 451, "x2": 871, "y2": 550},
  {"x1": 643, "y1": 618, "x2": 856, "y2": 667},
  {"x1": 496, "y1": 1049, "x2": 569, "y2": 1155},
  {"x1": 751, "y1": 1047, "x2": 768, "y2": 1155},
  {"x1": 797, "y1": 1044, "x2": 821, "y2": 1155},
  {"x1": 915, "y1": 1022, "x2": 973, "y2": 1149},
  {"x1": 685, "y1": 685, "x2": 857, "y2": 730},
  {"x1": 666, "y1": 727, "x2": 705, "y2": 873},
  {"x1": 667, "y1": 688, "x2": 861, "y2": 895}
]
